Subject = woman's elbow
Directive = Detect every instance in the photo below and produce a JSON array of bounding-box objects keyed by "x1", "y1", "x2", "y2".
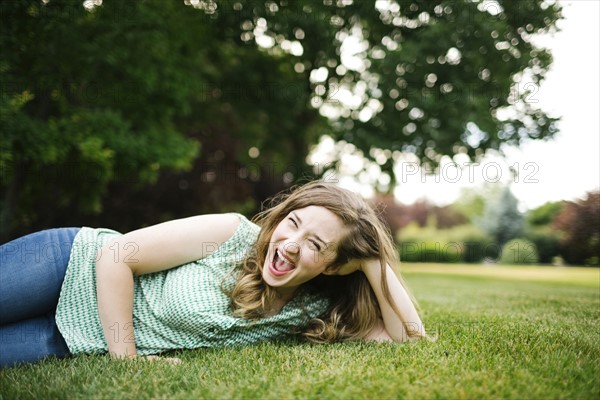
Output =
[{"x1": 364, "y1": 320, "x2": 398, "y2": 342}]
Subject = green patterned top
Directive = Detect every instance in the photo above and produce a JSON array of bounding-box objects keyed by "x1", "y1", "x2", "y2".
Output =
[{"x1": 55, "y1": 213, "x2": 329, "y2": 355}]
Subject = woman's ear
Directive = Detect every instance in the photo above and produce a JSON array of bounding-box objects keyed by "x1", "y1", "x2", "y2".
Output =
[{"x1": 322, "y1": 265, "x2": 341, "y2": 276}]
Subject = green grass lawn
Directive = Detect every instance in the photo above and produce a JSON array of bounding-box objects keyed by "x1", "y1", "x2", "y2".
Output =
[{"x1": 1, "y1": 264, "x2": 598, "y2": 399}]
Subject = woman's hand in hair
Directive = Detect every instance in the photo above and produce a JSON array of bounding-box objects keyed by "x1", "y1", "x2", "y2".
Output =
[{"x1": 332, "y1": 258, "x2": 366, "y2": 276}]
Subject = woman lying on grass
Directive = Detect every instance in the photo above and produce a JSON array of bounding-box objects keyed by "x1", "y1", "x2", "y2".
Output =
[{"x1": 0, "y1": 180, "x2": 426, "y2": 367}]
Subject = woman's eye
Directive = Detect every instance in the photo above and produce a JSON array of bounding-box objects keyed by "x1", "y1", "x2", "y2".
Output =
[
  {"x1": 288, "y1": 217, "x2": 298, "y2": 227},
  {"x1": 310, "y1": 240, "x2": 322, "y2": 251}
]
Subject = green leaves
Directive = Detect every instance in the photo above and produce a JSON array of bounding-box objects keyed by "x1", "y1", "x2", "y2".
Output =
[{"x1": 0, "y1": 0, "x2": 563, "y2": 239}]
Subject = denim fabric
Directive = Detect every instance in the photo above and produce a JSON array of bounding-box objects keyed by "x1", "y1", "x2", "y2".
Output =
[{"x1": 0, "y1": 228, "x2": 80, "y2": 368}]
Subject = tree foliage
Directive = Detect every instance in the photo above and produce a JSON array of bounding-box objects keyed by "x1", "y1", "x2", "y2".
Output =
[
  {"x1": 306, "y1": 0, "x2": 562, "y2": 184},
  {"x1": 553, "y1": 191, "x2": 600, "y2": 266},
  {"x1": 0, "y1": 0, "x2": 562, "y2": 240},
  {"x1": 450, "y1": 183, "x2": 503, "y2": 223},
  {"x1": 477, "y1": 185, "x2": 523, "y2": 246},
  {"x1": 526, "y1": 200, "x2": 564, "y2": 227},
  {"x1": 1, "y1": 0, "x2": 205, "y2": 238}
]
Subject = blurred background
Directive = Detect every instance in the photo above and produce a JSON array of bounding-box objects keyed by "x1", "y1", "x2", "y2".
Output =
[{"x1": 1, "y1": 0, "x2": 598, "y2": 266}]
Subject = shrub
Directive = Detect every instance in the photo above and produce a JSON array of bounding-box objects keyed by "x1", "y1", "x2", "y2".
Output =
[
  {"x1": 447, "y1": 225, "x2": 499, "y2": 263},
  {"x1": 399, "y1": 240, "x2": 464, "y2": 263},
  {"x1": 398, "y1": 223, "x2": 496, "y2": 263},
  {"x1": 500, "y1": 238, "x2": 539, "y2": 265},
  {"x1": 523, "y1": 227, "x2": 562, "y2": 264}
]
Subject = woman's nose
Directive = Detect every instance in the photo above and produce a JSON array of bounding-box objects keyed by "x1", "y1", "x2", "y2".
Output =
[{"x1": 282, "y1": 239, "x2": 300, "y2": 255}]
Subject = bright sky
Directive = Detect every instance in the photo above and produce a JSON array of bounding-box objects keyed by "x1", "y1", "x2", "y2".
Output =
[
  {"x1": 500, "y1": 0, "x2": 600, "y2": 209},
  {"x1": 321, "y1": 0, "x2": 600, "y2": 211}
]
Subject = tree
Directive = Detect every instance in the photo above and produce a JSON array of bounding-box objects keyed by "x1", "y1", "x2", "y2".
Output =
[
  {"x1": 553, "y1": 191, "x2": 600, "y2": 266},
  {"x1": 477, "y1": 185, "x2": 523, "y2": 246},
  {"x1": 0, "y1": 0, "x2": 323, "y2": 240},
  {"x1": 0, "y1": 0, "x2": 204, "y2": 239},
  {"x1": 310, "y1": 0, "x2": 562, "y2": 178},
  {"x1": 450, "y1": 183, "x2": 503, "y2": 223},
  {"x1": 374, "y1": 194, "x2": 467, "y2": 239},
  {"x1": 0, "y1": 0, "x2": 563, "y2": 241},
  {"x1": 526, "y1": 201, "x2": 565, "y2": 227}
]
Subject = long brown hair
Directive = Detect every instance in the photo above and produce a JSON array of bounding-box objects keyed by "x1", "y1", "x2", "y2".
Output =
[{"x1": 229, "y1": 180, "x2": 422, "y2": 342}]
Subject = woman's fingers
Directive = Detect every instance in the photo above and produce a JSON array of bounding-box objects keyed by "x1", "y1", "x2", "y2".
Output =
[{"x1": 144, "y1": 355, "x2": 182, "y2": 365}]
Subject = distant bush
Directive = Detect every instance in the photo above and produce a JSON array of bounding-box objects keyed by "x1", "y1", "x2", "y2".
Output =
[
  {"x1": 499, "y1": 239, "x2": 539, "y2": 265},
  {"x1": 400, "y1": 240, "x2": 464, "y2": 263},
  {"x1": 398, "y1": 223, "x2": 497, "y2": 263},
  {"x1": 451, "y1": 225, "x2": 499, "y2": 263},
  {"x1": 523, "y1": 227, "x2": 562, "y2": 264}
]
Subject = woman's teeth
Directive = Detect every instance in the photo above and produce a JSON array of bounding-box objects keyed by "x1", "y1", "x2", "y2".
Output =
[{"x1": 273, "y1": 249, "x2": 295, "y2": 272}]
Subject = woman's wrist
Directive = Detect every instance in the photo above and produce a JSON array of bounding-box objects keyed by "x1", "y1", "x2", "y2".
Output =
[
  {"x1": 361, "y1": 259, "x2": 382, "y2": 276},
  {"x1": 108, "y1": 345, "x2": 137, "y2": 359}
]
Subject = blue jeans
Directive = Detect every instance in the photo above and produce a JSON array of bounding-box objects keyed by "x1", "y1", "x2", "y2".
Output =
[{"x1": 0, "y1": 228, "x2": 80, "y2": 368}]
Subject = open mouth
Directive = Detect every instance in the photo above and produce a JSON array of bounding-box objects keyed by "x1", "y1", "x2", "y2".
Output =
[{"x1": 269, "y1": 248, "x2": 296, "y2": 276}]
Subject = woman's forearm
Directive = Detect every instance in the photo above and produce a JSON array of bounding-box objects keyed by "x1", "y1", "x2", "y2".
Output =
[
  {"x1": 362, "y1": 260, "x2": 425, "y2": 342},
  {"x1": 96, "y1": 247, "x2": 137, "y2": 358}
]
